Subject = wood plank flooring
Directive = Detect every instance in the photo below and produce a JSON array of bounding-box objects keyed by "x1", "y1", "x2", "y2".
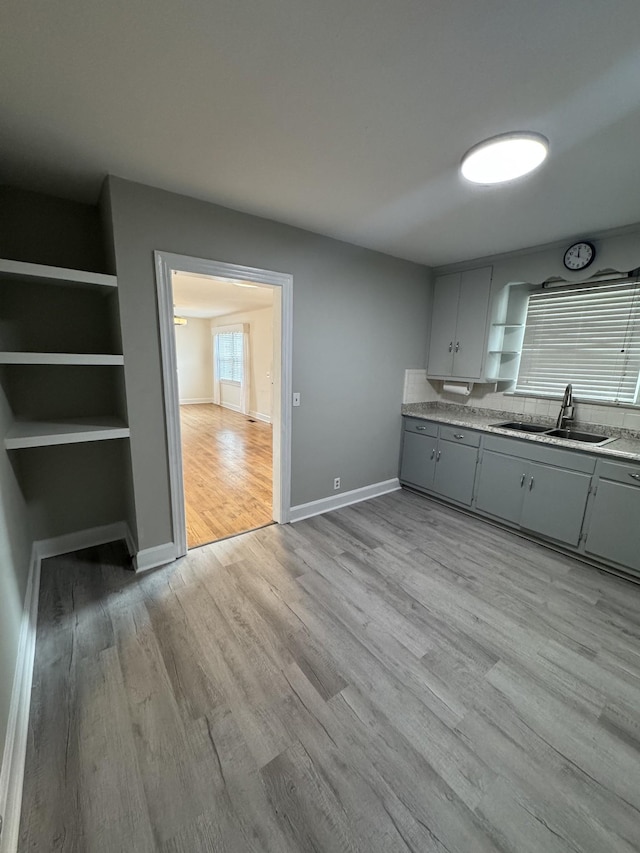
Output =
[
  {"x1": 19, "y1": 490, "x2": 640, "y2": 852},
  {"x1": 180, "y1": 404, "x2": 272, "y2": 548}
]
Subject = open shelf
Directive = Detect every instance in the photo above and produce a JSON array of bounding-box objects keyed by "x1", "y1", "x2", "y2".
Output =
[
  {"x1": 0, "y1": 352, "x2": 124, "y2": 365},
  {"x1": 492, "y1": 323, "x2": 523, "y2": 328},
  {"x1": 5, "y1": 417, "x2": 130, "y2": 449},
  {"x1": 0, "y1": 258, "x2": 117, "y2": 291}
]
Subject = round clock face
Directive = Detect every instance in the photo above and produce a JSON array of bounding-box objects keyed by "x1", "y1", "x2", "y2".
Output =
[{"x1": 564, "y1": 241, "x2": 595, "y2": 271}]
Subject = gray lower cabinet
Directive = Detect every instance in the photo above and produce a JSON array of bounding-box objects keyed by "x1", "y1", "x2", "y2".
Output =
[
  {"x1": 475, "y1": 449, "x2": 591, "y2": 546},
  {"x1": 433, "y1": 439, "x2": 478, "y2": 506},
  {"x1": 475, "y1": 450, "x2": 526, "y2": 524},
  {"x1": 400, "y1": 421, "x2": 478, "y2": 506},
  {"x1": 584, "y1": 462, "x2": 640, "y2": 573},
  {"x1": 520, "y1": 462, "x2": 591, "y2": 547},
  {"x1": 399, "y1": 431, "x2": 437, "y2": 491}
]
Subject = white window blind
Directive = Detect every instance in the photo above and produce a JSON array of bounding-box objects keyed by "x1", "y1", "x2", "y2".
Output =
[
  {"x1": 516, "y1": 280, "x2": 640, "y2": 404},
  {"x1": 216, "y1": 331, "x2": 244, "y2": 383}
]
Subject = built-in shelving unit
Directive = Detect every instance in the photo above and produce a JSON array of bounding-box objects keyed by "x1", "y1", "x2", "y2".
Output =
[
  {"x1": 4, "y1": 417, "x2": 129, "y2": 449},
  {"x1": 0, "y1": 352, "x2": 124, "y2": 365},
  {"x1": 485, "y1": 319, "x2": 526, "y2": 382},
  {"x1": 0, "y1": 257, "x2": 128, "y2": 450}
]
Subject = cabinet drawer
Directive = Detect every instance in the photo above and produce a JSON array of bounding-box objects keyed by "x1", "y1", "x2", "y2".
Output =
[
  {"x1": 403, "y1": 417, "x2": 438, "y2": 438},
  {"x1": 438, "y1": 425, "x2": 481, "y2": 447},
  {"x1": 483, "y1": 434, "x2": 596, "y2": 474},
  {"x1": 597, "y1": 459, "x2": 640, "y2": 486}
]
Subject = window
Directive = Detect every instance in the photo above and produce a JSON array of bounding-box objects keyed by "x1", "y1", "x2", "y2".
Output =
[
  {"x1": 515, "y1": 279, "x2": 640, "y2": 404},
  {"x1": 216, "y1": 330, "x2": 244, "y2": 383}
]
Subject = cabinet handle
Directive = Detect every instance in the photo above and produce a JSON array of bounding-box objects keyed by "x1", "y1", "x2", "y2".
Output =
[
  {"x1": 454, "y1": 433, "x2": 464, "y2": 440},
  {"x1": 529, "y1": 476, "x2": 534, "y2": 491},
  {"x1": 436, "y1": 450, "x2": 441, "y2": 462},
  {"x1": 416, "y1": 425, "x2": 427, "y2": 431},
  {"x1": 455, "y1": 341, "x2": 460, "y2": 352},
  {"x1": 520, "y1": 474, "x2": 525, "y2": 487},
  {"x1": 629, "y1": 473, "x2": 640, "y2": 482},
  {"x1": 448, "y1": 341, "x2": 453, "y2": 353},
  {"x1": 430, "y1": 448, "x2": 435, "y2": 460}
]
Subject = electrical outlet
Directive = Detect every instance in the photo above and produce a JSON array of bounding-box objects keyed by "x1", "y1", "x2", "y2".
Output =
[
  {"x1": 333, "y1": 477, "x2": 341, "y2": 490},
  {"x1": 292, "y1": 392, "x2": 301, "y2": 407}
]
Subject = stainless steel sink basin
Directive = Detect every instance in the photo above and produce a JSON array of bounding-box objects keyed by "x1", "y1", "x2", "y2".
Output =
[
  {"x1": 545, "y1": 428, "x2": 614, "y2": 445},
  {"x1": 493, "y1": 421, "x2": 550, "y2": 434}
]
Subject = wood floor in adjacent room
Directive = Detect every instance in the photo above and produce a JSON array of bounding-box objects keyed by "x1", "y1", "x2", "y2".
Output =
[
  {"x1": 19, "y1": 490, "x2": 640, "y2": 853},
  {"x1": 180, "y1": 403, "x2": 273, "y2": 548}
]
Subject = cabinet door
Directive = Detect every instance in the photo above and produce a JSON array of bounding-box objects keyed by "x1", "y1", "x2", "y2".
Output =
[
  {"x1": 452, "y1": 267, "x2": 492, "y2": 379},
  {"x1": 400, "y1": 431, "x2": 437, "y2": 491},
  {"x1": 433, "y1": 440, "x2": 477, "y2": 506},
  {"x1": 521, "y1": 463, "x2": 590, "y2": 546},
  {"x1": 427, "y1": 274, "x2": 459, "y2": 376},
  {"x1": 475, "y1": 450, "x2": 526, "y2": 524},
  {"x1": 585, "y1": 480, "x2": 640, "y2": 574}
]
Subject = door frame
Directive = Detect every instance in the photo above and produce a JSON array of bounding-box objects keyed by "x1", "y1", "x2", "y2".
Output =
[{"x1": 154, "y1": 250, "x2": 293, "y2": 557}]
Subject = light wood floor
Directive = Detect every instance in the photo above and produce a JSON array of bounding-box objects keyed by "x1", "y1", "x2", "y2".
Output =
[
  {"x1": 180, "y1": 404, "x2": 273, "y2": 548},
  {"x1": 19, "y1": 490, "x2": 640, "y2": 852}
]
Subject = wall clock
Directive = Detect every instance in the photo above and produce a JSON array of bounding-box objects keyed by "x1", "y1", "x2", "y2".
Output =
[{"x1": 563, "y1": 241, "x2": 596, "y2": 271}]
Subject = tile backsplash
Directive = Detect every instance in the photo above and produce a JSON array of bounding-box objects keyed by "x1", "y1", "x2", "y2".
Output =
[{"x1": 402, "y1": 369, "x2": 640, "y2": 431}]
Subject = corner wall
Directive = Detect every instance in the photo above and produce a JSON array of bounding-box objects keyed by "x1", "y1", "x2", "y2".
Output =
[{"x1": 106, "y1": 176, "x2": 431, "y2": 551}]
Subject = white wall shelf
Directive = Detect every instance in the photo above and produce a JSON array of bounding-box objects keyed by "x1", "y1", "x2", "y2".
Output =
[
  {"x1": 0, "y1": 258, "x2": 117, "y2": 291},
  {"x1": 0, "y1": 352, "x2": 124, "y2": 365},
  {"x1": 4, "y1": 417, "x2": 130, "y2": 450}
]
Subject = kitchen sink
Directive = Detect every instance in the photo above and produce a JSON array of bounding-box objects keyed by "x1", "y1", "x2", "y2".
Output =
[
  {"x1": 493, "y1": 421, "x2": 550, "y2": 433},
  {"x1": 545, "y1": 428, "x2": 614, "y2": 445},
  {"x1": 493, "y1": 421, "x2": 615, "y2": 446}
]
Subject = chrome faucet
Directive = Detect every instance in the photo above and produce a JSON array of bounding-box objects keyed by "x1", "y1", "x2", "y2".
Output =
[{"x1": 556, "y1": 383, "x2": 575, "y2": 429}]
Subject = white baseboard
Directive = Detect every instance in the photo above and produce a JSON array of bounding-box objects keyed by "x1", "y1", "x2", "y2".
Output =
[
  {"x1": 249, "y1": 411, "x2": 271, "y2": 424},
  {"x1": 134, "y1": 542, "x2": 178, "y2": 573},
  {"x1": 219, "y1": 402, "x2": 242, "y2": 413},
  {"x1": 0, "y1": 548, "x2": 40, "y2": 853},
  {"x1": 179, "y1": 398, "x2": 214, "y2": 405},
  {"x1": 33, "y1": 521, "x2": 131, "y2": 562},
  {"x1": 289, "y1": 478, "x2": 400, "y2": 523}
]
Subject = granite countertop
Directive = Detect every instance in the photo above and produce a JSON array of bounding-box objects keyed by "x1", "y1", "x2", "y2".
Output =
[{"x1": 401, "y1": 402, "x2": 640, "y2": 463}]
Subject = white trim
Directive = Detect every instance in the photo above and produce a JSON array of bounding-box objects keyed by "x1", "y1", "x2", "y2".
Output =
[
  {"x1": 290, "y1": 479, "x2": 401, "y2": 523},
  {"x1": 134, "y1": 542, "x2": 178, "y2": 573},
  {"x1": 219, "y1": 401, "x2": 241, "y2": 413},
  {"x1": 179, "y1": 398, "x2": 215, "y2": 405},
  {"x1": 33, "y1": 522, "x2": 131, "y2": 562},
  {"x1": 155, "y1": 251, "x2": 293, "y2": 558},
  {"x1": 0, "y1": 550, "x2": 40, "y2": 853},
  {"x1": 249, "y1": 411, "x2": 271, "y2": 424}
]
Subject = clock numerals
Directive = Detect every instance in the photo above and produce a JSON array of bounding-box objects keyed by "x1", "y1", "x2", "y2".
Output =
[{"x1": 563, "y1": 241, "x2": 595, "y2": 271}]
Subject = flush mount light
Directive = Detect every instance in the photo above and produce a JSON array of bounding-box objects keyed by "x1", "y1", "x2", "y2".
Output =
[
  {"x1": 174, "y1": 316, "x2": 187, "y2": 326},
  {"x1": 232, "y1": 282, "x2": 259, "y2": 289},
  {"x1": 461, "y1": 132, "x2": 549, "y2": 184}
]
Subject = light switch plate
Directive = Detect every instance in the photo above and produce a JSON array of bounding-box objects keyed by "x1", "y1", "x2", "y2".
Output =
[{"x1": 293, "y1": 392, "x2": 301, "y2": 407}]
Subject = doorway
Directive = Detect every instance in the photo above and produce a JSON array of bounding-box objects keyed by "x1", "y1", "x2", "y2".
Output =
[{"x1": 155, "y1": 252, "x2": 292, "y2": 557}]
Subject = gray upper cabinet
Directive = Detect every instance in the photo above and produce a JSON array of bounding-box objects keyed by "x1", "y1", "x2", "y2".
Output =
[
  {"x1": 584, "y1": 462, "x2": 640, "y2": 574},
  {"x1": 427, "y1": 267, "x2": 492, "y2": 380}
]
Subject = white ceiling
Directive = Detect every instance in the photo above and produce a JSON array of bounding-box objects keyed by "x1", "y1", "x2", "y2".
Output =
[
  {"x1": 2, "y1": 0, "x2": 640, "y2": 266},
  {"x1": 172, "y1": 272, "x2": 274, "y2": 318}
]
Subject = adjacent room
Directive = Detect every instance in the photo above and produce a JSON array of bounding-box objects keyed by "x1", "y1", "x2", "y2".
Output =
[
  {"x1": 1, "y1": 2, "x2": 640, "y2": 852},
  {"x1": 172, "y1": 270, "x2": 276, "y2": 547}
]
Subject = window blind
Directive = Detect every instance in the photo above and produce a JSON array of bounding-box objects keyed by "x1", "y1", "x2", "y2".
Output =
[
  {"x1": 515, "y1": 280, "x2": 640, "y2": 403},
  {"x1": 216, "y1": 331, "x2": 244, "y2": 382}
]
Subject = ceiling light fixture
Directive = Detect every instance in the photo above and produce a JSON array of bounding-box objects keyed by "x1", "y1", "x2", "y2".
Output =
[
  {"x1": 174, "y1": 316, "x2": 188, "y2": 326},
  {"x1": 232, "y1": 282, "x2": 259, "y2": 289},
  {"x1": 461, "y1": 132, "x2": 549, "y2": 184}
]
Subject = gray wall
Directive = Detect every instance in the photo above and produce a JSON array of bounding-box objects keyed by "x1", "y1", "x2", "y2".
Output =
[{"x1": 105, "y1": 177, "x2": 431, "y2": 551}]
